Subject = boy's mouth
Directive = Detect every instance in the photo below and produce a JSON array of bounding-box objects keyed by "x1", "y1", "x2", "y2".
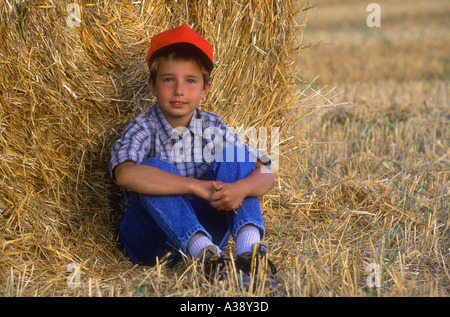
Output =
[{"x1": 170, "y1": 101, "x2": 187, "y2": 108}]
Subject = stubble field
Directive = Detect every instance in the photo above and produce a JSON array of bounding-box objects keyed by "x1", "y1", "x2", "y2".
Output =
[{"x1": 287, "y1": 0, "x2": 449, "y2": 296}]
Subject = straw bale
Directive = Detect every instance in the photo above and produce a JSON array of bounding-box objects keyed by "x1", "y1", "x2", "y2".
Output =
[{"x1": 0, "y1": 0, "x2": 310, "y2": 295}]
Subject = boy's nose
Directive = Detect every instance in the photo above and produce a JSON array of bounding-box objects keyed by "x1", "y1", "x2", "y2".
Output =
[{"x1": 174, "y1": 82, "x2": 184, "y2": 95}]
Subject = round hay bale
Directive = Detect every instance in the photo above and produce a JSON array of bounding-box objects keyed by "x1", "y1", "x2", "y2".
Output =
[{"x1": 0, "y1": 0, "x2": 310, "y2": 295}]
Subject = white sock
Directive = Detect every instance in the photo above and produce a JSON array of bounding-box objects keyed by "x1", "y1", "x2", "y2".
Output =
[
  {"x1": 187, "y1": 233, "x2": 220, "y2": 259},
  {"x1": 235, "y1": 225, "x2": 261, "y2": 256}
]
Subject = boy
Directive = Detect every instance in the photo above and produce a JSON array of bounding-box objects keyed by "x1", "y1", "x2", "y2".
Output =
[{"x1": 110, "y1": 24, "x2": 276, "y2": 283}]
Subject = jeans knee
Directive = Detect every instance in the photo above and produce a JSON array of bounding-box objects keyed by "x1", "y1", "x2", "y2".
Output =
[
  {"x1": 204, "y1": 146, "x2": 256, "y2": 183},
  {"x1": 218, "y1": 146, "x2": 257, "y2": 164}
]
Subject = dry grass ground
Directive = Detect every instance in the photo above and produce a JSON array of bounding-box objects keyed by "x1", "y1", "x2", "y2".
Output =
[
  {"x1": 292, "y1": 0, "x2": 449, "y2": 296},
  {"x1": 1, "y1": 0, "x2": 448, "y2": 297}
]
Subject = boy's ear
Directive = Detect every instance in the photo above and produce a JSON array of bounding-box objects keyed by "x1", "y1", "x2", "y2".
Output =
[
  {"x1": 148, "y1": 77, "x2": 156, "y2": 95},
  {"x1": 201, "y1": 81, "x2": 212, "y2": 99}
]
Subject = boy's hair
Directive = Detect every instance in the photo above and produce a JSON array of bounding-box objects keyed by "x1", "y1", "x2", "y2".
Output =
[{"x1": 148, "y1": 48, "x2": 211, "y2": 88}]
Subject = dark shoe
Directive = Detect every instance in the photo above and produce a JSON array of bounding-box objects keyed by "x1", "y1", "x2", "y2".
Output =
[
  {"x1": 235, "y1": 243, "x2": 278, "y2": 290},
  {"x1": 198, "y1": 245, "x2": 232, "y2": 282}
]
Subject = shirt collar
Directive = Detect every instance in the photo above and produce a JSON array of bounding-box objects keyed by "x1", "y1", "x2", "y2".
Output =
[
  {"x1": 187, "y1": 108, "x2": 203, "y2": 136},
  {"x1": 153, "y1": 103, "x2": 203, "y2": 144}
]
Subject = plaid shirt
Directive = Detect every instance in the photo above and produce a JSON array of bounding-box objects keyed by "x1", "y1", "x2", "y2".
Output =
[{"x1": 110, "y1": 103, "x2": 270, "y2": 180}]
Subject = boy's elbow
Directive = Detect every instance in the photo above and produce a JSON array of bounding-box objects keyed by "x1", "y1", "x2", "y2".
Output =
[
  {"x1": 268, "y1": 171, "x2": 275, "y2": 189},
  {"x1": 255, "y1": 161, "x2": 275, "y2": 190},
  {"x1": 264, "y1": 166, "x2": 275, "y2": 190},
  {"x1": 115, "y1": 173, "x2": 128, "y2": 189},
  {"x1": 115, "y1": 169, "x2": 128, "y2": 189},
  {"x1": 114, "y1": 161, "x2": 135, "y2": 189}
]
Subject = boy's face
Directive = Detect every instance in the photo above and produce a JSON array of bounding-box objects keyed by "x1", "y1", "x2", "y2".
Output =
[{"x1": 149, "y1": 58, "x2": 211, "y2": 128}]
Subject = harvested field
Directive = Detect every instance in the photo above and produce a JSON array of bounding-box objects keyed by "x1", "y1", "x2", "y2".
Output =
[
  {"x1": 296, "y1": 0, "x2": 449, "y2": 296},
  {"x1": 1, "y1": 0, "x2": 449, "y2": 297}
]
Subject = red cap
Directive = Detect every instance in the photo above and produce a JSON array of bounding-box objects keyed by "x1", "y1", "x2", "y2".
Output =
[{"x1": 146, "y1": 24, "x2": 213, "y2": 72}]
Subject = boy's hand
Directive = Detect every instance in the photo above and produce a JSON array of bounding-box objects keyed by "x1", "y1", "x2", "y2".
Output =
[
  {"x1": 210, "y1": 181, "x2": 245, "y2": 212},
  {"x1": 194, "y1": 180, "x2": 216, "y2": 202}
]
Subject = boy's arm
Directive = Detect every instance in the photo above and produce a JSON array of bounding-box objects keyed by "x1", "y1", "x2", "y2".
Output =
[
  {"x1": 210, "y1": 160, "x2": 275, "y2": 211},
  {"x1": 114, "y1": 161, "x2": 213, "y2": 201}
]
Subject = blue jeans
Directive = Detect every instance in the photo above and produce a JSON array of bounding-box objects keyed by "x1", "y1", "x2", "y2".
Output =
[{"x1": 117, "y1": 146, "x2": 265, "y2": 266}]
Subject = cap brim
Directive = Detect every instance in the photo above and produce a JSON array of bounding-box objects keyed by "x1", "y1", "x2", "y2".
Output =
[{"x1": 148, "y1": 43, "x2": 214, "y2": 73}]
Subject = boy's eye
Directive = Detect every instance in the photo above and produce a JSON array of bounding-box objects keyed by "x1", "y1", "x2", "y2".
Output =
[{"x1": 163, "y1": 78, "x2": 173, "y2": 82}]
